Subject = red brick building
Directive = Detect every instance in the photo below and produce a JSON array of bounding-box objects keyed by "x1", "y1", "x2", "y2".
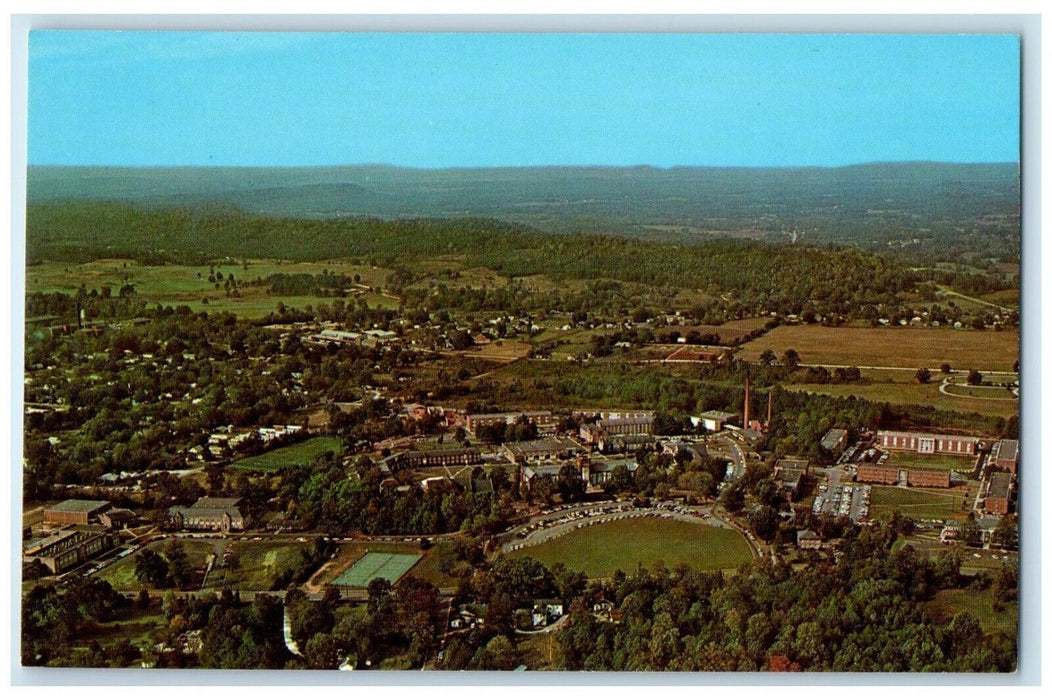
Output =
[
  {"x1": 877, "y1": 430, "x2": 979, "y2": 455},
  {"x1": 984, "y1": 472, "x2": 1013, "y2": 515},
  {"x1": 856, "y1": 465, "x2": 951, "y2": 488},
  {"x1": 856, "y1": 465, "x2": 900, "y2": 485},
  {"x1": 43, "y1": 499, "x2": 111, "y2": 526},
  {"x1": 990, "y1": 440, "x2": 1019, "y2": 474},
  {"x1": 907, "y1": 469, "x2": 951, "y2": 488}
]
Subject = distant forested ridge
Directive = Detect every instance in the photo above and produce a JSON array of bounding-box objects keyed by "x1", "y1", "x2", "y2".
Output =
[
  {"x1": 27, "y1": 162, "x2": 1020, "y2": 261},
  {"x1": 27, "y1": 202, "x2": 921, "y2": 314}
]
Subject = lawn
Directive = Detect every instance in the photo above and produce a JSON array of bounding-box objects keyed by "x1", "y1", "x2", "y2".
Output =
[
  {"x1": 868, "y1": 486, "x2": 968, "y2": 520},
  {"x1": 739, "y1": 325, "x2": 1018, "y2": 372},
  {"x1": 230, "y1": 436, "x2": 342, "y2": 473},
  {"x1": 923, "y1": 588, "x2": 1018, "y2": 637},
  {"x1": 942, "y1": 382, "x2": 1017, "y2": 400},
  {"x1": 510, "y1": 517, "x2": 754, "y2": 578},
  {"x1": 204, "y1": 541, "x2": 312, "y2": 591},
  {"x1": 96, "y1": 539, "x2": 216, "y2": 591},
  {"x1": 885, "y1": 452, "x2": 977, "y2": 473}
]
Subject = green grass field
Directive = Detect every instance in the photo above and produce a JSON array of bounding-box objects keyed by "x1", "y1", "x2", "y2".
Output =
[
  {"x1": 96, "y1": 540, "x2": 216, "y2": 591},
  {"x1": 868, "y1": 486, "x2": 966, "y2": 520},
  {"x1": 331, "y1": 552, "x2": 423, "y2": 587},
  {"x1": 886, "y1": 452, "x2": 977, "y2": 472},
  {"x1": 942, "y1": 382, "x2": 1017, "y2": 399},
  {"x1": 922, "y1": 588, "x2": 1018, "y2": 637},
  {"x1": 205, "y1": 541, "x2": 310, "y2": 591},
  {"x1": 26, "y1": 259, "x2": 398, "y2": 318},
  {"x1": 739, "y1": 325, "x2": 1018, "y2": 371},
  {"x1": 784, "y1": 375, "x2": 1019, "y2": 419},
  {"x1": 510, "y1": 517, "x2": 754, "y2": 578},
  {"x1": 230, "y1": 436, "x2": 342, "y2": 473}
]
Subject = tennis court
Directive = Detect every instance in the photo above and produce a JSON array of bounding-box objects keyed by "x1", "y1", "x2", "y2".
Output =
[{"x1": 330, "y1": 551, "x2": 422, "y2": 587}]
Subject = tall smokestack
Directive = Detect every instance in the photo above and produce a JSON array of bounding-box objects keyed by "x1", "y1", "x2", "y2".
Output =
[
  {"x1": 744, "y1": 376, "x2": 750, "y2": 428},
  {"x1": 767, "y1": 390, "x2": 773, "y2": 427}
]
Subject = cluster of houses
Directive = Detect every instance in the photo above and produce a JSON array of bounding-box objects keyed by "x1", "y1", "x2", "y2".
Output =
[
  {"x1": 188, "y1": 424, "x2": 307, "y2": 463},
  {"x1": 306, "y1": 327, "x2": 399, "y2": 348}
]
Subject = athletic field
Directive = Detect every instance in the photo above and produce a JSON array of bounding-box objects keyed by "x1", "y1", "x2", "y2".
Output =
[
  {"x1": 330, "y1": 552, "x2": 422, "y2": 587},
  {"x1": 510, "y1": 517, "x2": 754, "y2": 578}
]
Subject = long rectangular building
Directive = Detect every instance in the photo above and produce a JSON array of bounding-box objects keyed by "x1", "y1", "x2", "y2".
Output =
[
  {"x1": 464, "y1": 411, "x2": 555, "y2": 434},
  {"x1": 43, "y1": 499, "x2": 111, "y2": 526},
  {"x1": 856, "y1": 464, "x2": 899, "y2": 485},
  {"x1": 877, "y1": 430, "x2": 979, "y2": 456},
  {"x1": 855, "y1": 465, "x2": 951, "y2": 488},
  {"x1": 381, "y1": 447, "x2": 482, "y2": 471},
  {"x1": 503, "y1": 437, "x2": 580, "y2": 464},
  {"x1": 23, "y1": 526, "x2": 115, "y2": 574}
]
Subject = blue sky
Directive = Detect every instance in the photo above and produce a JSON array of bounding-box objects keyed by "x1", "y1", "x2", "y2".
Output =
[{"x1": 27, "y1": 32, "x2": 1020, "y2": 167}]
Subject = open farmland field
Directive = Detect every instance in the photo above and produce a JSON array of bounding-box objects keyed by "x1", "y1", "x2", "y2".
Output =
[
  {"x1": 868, "y1": 486, "x2": 968, "y2": 520},
  {"x1": 231, "y1": 436, "x2": 342, "y2": 473},
  {"x1": 739, "y1": 325, "x2": 1018, "y2": 371},
  {"x1": 667, "y1": 317, "x2": 772, "y2": 345},
  {"x1": 784, "y1": 375, "x2": 1019, "y2": 419},
  {"x1": 459, "y1": 340, "x2": 533, "y2": 362},
  {"x1": 26, "y1": 259, "x2": 397, "y2": 318},
  {"x1": 510, "y1": 517, "x2": 754, "y2": 578}
]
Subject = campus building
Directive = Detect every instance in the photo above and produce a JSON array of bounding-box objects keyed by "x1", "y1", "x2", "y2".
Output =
[
  {"x1": 43, "y1": 499, "x2": 112, "y2": 526},
  {"x1": 168, "y1": 497, "x2": 245, "y2": 532},
  {"x1": 464, "y1": 411, "x2": 555, "y2": 435},
  {"x1": 877, "y1": 430, "x2": 979, "y2": 456},
  {"x1": 598, "y1": 415, "x2": 655, "y2": 436},
  {"x1": 380, "y1": 447, "x2": 482, "y2": 471},
  {"x1": 698, "y1": 411, "x2": 738, "y2": 432},
  {"x1": 855, "y1": 465, "x2": 951, "y2": 488},
  {"x1": 774, "y1": 459, "x2": 810, "y2": 501},
  {"x1": 990, "y1": 439, "x2": 1019, "y2": 475},
  {"x1": 821, "y1": 429, "x2": 850, "y2": 457},
  {"x1": 984, "y1": 472, "x2": 1014, "y2": 515},
  {"x1": 579, "y1": 455, "x2": 638, "y2": 488},
  {"x1": 23, "y1": 526, "x2": 115, "y2": 574},
  {"x1": 503, "y1": 438, "x2": 581, "y2": 464}
]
